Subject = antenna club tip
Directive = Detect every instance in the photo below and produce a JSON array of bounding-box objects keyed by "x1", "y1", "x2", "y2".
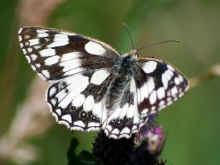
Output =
[
  {"x1": 122, "y1": 23, "x2": 128, "y2": 27},
  {"x1": 174, "y1": 40, "x2": 183, "y2": 43}
]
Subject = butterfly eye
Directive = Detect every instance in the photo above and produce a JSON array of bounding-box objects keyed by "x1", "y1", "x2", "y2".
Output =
[
  {"x1": 71, "y1": 107, "x2": 76, "y2": 111},
  {"x1": 92, "y1": 115, "x2": 96, "y2": 120},
  {"x1": 61, "y1": 82, "x2": 67, "y2": 86},
  {"x1": 80, "y1": 111, "x2": 87, "y2": 118},
  {"x1": 116, "y1": 119, "x2": 122, "y2": 126},
  {"x1": 126, "y1": 118, "x2": 131, "y2": 123},
  {"x1": 96, "y1": 118, "x2": 100, "y2": 122},
  {"x1": 92, "y1": 115, "x2": 100, "y2": 122},
  {"x1": 110, "y1": 119, "x2": 116, "y2": 124}
]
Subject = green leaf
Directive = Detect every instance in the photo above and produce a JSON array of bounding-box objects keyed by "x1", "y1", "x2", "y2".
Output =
[{"x1": 67, "y1": 138, "x2": 98, "y2": 165}]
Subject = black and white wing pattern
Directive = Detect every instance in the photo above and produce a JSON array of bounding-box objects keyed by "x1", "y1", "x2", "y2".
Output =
[
  {"x1": 18, "y1": 27, "x2": 120, "y2": 81},
  {"x1": 18, "y1": 26, "x2": 189, "y2": 139},
  {"x1": 103, "y1": 57, "x2": 189, "y2": 139},
  {"x1": 18, "y1": 27, "x2": 120, "y2": 131},
  {"x1": 136, "y1": 58, "x2": 189, "y2": 115}
]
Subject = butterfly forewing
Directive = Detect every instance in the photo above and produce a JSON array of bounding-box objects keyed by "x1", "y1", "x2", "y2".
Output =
[
  {"x1": 18, "y1": 27, "x2": 120, "y2": 81},
  {"x1": 136, "y1": 58, "x2": 189, "y2": 117}
]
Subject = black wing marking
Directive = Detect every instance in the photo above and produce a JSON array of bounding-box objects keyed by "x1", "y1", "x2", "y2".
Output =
[{"x1": 18, "y1": 27, "x2": 120, "y2": 81}]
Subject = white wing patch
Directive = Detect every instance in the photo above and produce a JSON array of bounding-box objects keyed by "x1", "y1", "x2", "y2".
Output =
[
  {"x1": 45, "y1": 56, "x2": 60, "y2": 66},
  {"x1": 142, "y1": 61, "x2": 157, "y2": 73},
  {"x1": 72, "y1": 94, "x2": 85, "y2": 107},
  {"x1": 84, "y1": 41, "x2": 106, "y2": 55},
  {"x1": 90, "y1": 69, "x2": 110, "y2": 85},
  {"x1": 61, "y1": 52, "x2": 81, "y2": 62},
  {"x1": 48, "y1": 34, "x2": 69, "y2": 48},
  {"x1": 157, "y1": 87, "x2": 165, "y2": 99},
  {"x1": 83, "y1": 95, "x2": 95, "y2": 112},
  {"x1": 39, "y1": 49, "x2": 56, "y2": 57}
]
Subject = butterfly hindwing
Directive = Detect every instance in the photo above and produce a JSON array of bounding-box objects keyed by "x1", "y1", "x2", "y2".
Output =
[{"x1": 47, "y1": 70, "x2": 115, "y2": 131}]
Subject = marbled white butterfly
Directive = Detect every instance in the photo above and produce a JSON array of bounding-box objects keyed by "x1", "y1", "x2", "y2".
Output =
[{"x1": 18, "y1": 27, "x2": 189, "y2": 139}]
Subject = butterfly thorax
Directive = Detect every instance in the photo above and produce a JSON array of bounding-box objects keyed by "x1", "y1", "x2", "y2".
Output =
[
  {"x1": 118, "y1": 53, "x2": 137, "y2": 75},
  {"x1": 105, "y1": 54, "x2": 137, "y2": 111}
]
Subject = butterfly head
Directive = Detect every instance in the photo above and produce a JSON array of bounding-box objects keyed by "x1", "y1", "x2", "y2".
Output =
[{"x1": 129, "y1": 50, "x2": 138, "y2": 58}]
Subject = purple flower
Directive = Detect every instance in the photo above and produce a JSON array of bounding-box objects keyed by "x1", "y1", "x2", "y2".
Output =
[
  {"x1": 146, "y1": 126, "x2": 166, "y2": 156},
  {"x1": 135, "y1": 114, "x2": 166, "y2": 156},
  {"x1": 92, "y1": 115, "x2": 167, "y2": 165}
]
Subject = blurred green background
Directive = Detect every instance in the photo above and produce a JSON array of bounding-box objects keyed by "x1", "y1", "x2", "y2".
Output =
[{"x1": 0, "y1": 0, "x2": 220, "y2": 165}]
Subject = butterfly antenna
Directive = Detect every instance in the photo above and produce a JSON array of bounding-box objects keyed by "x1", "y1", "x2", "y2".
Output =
[
  {"x1": 135, "y1": 39, "x2": 182, "y2": 55},
  {"x1": 122, "y1": 23, "x2": 135, "y2": 51}
]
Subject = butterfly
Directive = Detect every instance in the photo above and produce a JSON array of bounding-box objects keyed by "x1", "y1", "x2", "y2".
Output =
[{"x1": 18, "y1": 27, "x2": 189, "y2": 139}]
